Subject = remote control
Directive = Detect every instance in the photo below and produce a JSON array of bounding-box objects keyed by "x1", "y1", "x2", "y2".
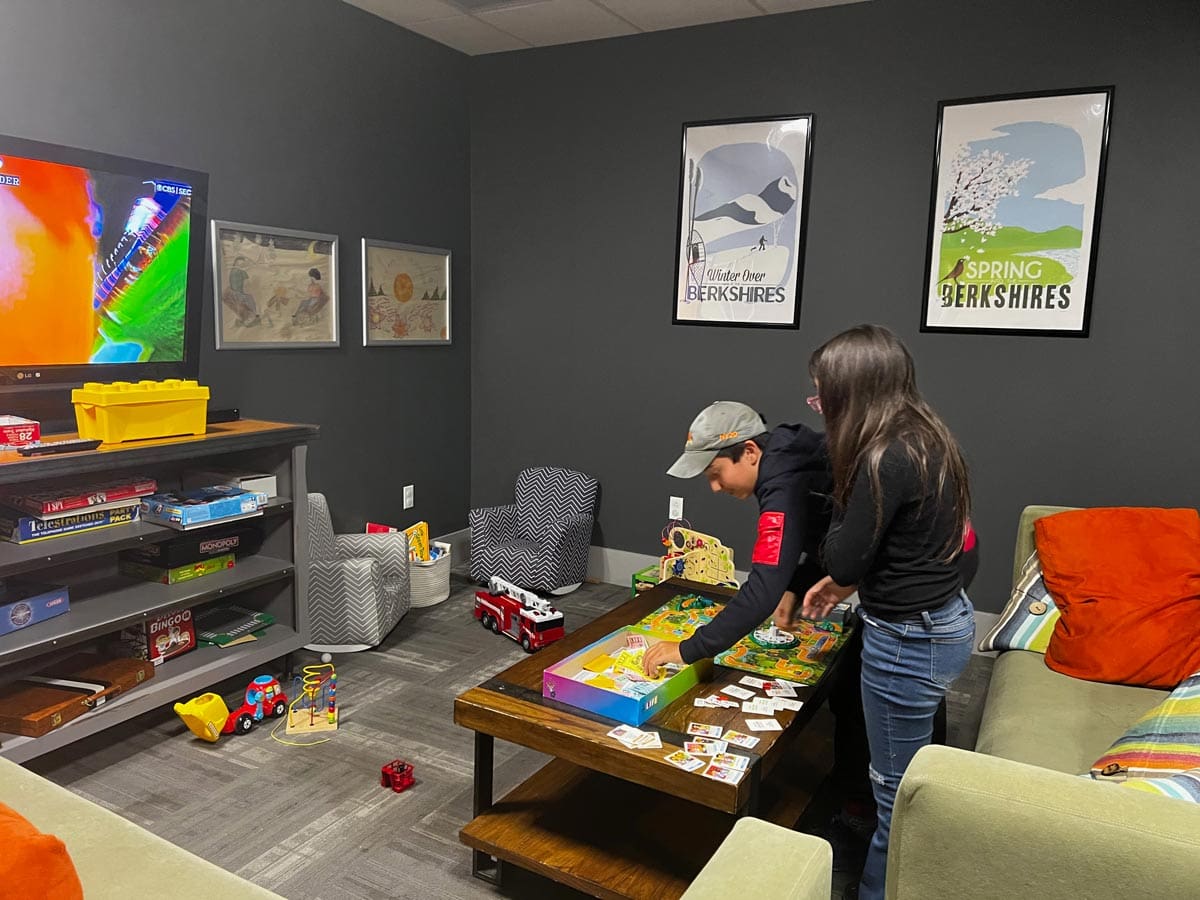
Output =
[{"x1": 16, "y1": 438, "x2": 104, "y2": 456}]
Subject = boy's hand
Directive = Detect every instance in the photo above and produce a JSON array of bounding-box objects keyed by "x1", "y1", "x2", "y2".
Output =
[
  {"x1": 641, "y1": 640, "x2": 684, "y2": 676},
  {"x1": 773, "y1": 590, "x2": 799, "y2": 629},
  {"x1": 802, "y1": 576, "x2": 855, "y2": 620}
]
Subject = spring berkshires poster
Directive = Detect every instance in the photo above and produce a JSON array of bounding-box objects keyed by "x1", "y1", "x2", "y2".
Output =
[
  {"x1": 923, "y1": 89, "x2": 1112, "y2": 336},
  {"x1": 674, "y1": 116, "x2": 812, "y2": 328}
]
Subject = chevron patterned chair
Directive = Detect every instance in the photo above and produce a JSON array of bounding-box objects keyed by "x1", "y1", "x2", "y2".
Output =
[
  {"x1": 469, "y1": 466, "x2": 598, "y2": 595},
  {"x1": 306, "y1": 492, "x2": 411, "y2": 652}
]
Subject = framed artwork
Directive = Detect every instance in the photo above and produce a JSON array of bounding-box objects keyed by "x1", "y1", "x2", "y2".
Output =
[
  {"x1": 673, "y1": 114, "x2": 814, "y2": 329},
  {"x1": 362, "y1": 239, "x2": 451, "y2": 346},
  {"x1": 921, "y1": 87, "x2": 1113, "y2": 337},
  {"x1": 211, "y1": 220, "x2": 339, "y2": 349}
]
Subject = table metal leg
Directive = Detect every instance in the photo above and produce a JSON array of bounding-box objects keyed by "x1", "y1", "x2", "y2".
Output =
[{"x1": 471, "y1": 732, "x2": 504, "y2": 885}]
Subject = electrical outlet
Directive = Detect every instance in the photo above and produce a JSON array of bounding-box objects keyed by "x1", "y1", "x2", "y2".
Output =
[
  {"x1": 669, "y1": 496, "x2": 684, "y2": 519},
  {"x1": 403, "y1": 484, "x2": 414, "y2": 509}
]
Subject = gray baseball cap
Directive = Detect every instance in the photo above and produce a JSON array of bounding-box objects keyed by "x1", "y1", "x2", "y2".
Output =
[{"x1": 667, "y1": 401, "x2": 768, "y2": 479}]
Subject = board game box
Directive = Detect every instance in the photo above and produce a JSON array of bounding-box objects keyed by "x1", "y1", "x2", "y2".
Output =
[
  {"x1": 543, "y1": 626, "x2": 707, "y2": 726},
  {"x1": 140, "y1": 486, "x2": 264, "y2": 530},
  {"x1": 714, "y1": 620, "x2": 849, "y2": 685},
  {"x1": 0, "y1": 475, "x2": 156, "y2": 516},
  {"x1": 119, "y1": 552, "x2": 235, "y2": 585},
  {"x1": 0, "y1": 580, "x2": 69, "y2": 637},
  {"x1": 119, "y1": 521, "x2": 263, "y2": 569},
  {"x1": 0, "y1": 503, "x2": 140, "y2": 544},
  {"x1": 110, "y1": 608, "x2": 197, "y2": 665}
]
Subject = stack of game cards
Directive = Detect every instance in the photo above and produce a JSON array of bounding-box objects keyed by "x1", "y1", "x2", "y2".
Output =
[{"x1": 606, "y1": 723, "x2": 663, "y2": 750}]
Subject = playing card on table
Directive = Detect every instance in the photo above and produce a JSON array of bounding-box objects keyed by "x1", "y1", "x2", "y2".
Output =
[
  {"x1": 704, "y1": 694, "x2": 740, "y2": 709},
  {"x1": 772, "y1": 698, "x2": 804, "y2": 712},
  {"x1": 701, "y1": 763, "x2": 747, "y2": 785},
  {"x1": 607, "y1": 725, "x2": 639, "y2": 744},
  {"x1": 664, "y1": 750, "x2": 706, "y2": 772},
  {"x1": 739, "y1": 675, "x2": 768, "y2": 690},
  {"x1": 694, "y1": 697, "x2": 718, "y2": 708},
  {"x1": 742, "y1": 698, "x2": 778, "y2": 716},
  {"x1": 684, "y1": 738, "x2": 728, "y2": 755},
  {"x1": 687, "y1": 722, "x2": 725, "y2": 738},
  {"x1": 745, "y1": 717, "x2": 783, "y2": 732},
  {"x1": 722, "y1": 729, "x2": 761, "y2": 749},
  {"x1": 635, "y1": 731, "x2": 663, "y2": 749},
  {"x1": 766, "y1": 681, "x2": 798, "y2": 698},
  {"x1": 711, "y1": 752, "x2": 750, "y2": 771},
  {"x1": 719, "y1": 684, "x2": 755, "y2": 700}
]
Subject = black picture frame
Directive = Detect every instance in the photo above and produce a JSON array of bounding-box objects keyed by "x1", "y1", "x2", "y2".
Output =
[
  {"x1": 920, "y1": 87, "x2": 1113, "y2": 338},
  {"x1": 672, "y1": 114, "x2": 814, "y2": 330}
]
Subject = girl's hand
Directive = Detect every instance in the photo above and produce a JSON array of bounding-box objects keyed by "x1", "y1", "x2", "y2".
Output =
[
  {"x1": 802, "y1": 576, "x2": 855, "y2": 620},
  {"x1": 641, "y1": 640, "x2": 684, "y2": 676}
]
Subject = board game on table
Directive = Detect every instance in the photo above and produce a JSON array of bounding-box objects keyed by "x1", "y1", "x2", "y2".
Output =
[{"x1": 454, "y1": 578, "x2": 858, "y2": 900}]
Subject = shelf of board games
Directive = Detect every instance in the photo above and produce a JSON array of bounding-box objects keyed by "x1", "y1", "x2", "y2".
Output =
[{"x1": 0, "y1": 419, "x2": 317, "y2": 762}]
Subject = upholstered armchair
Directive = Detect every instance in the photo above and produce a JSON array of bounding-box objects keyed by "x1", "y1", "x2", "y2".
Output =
[
  {"x1": 469, "y1": 466, "x2": 598, "y2": 595},
  {"x1": 306, "y1": 492, "x2": 411, "y2": 652}
]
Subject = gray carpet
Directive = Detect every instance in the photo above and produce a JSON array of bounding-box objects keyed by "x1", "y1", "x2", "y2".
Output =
[{"x1": 31, "y1": 576, "x2": 993, "y2": 899}]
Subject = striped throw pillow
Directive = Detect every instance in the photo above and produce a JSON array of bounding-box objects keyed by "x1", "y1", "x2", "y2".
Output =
[
  {"x1": 1121, "y1": 769, "x2": 1200, "y2": 803},
  {"x1": 977, "y1": 551, "x2": 1060, "y2": 653},
  {"x1": 1090, "y1": 671, "x2": 1200, "y2": 781}
]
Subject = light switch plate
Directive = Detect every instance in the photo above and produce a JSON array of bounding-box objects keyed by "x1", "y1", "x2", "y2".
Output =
[{"x1": 669, "y1": 496, "x2": 684, "y2": 519}]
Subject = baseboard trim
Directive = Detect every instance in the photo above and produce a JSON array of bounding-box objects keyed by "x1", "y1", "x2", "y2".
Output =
[{"x1": 434, "y1": 527, "x2": 471, "y2": 569}]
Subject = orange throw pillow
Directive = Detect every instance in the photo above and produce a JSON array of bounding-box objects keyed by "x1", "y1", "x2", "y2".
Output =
[
  {"x1": 1037, "y1": 507, "x2": 1200, "y2": 688},
  {"x1": 0, "y1": 802, "x2": 83, "y2": 900}
]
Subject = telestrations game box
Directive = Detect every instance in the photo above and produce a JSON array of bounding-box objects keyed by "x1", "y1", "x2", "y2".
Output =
[{"x1": 542, "y1": 626, "x2": 705, "y2": 726}]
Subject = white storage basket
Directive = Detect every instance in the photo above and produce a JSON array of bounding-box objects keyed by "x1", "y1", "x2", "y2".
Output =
[{"x1": 410, "y1": 541, "x2": 451, "y2": 607}]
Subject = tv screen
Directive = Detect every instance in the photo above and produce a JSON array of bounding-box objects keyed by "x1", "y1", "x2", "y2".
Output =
[{"x1": 0, "y1": 135, "x2": 207, "y2": 389}]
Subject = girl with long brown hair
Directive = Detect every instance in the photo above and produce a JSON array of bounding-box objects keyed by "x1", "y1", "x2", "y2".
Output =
[{"x1": 802, "y1": 324, "x2": 975, "y2": 900}]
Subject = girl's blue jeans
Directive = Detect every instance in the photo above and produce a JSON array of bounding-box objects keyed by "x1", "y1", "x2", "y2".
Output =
[{"x1": 856, "y1": 591, "x2": 975, "y2": 900}]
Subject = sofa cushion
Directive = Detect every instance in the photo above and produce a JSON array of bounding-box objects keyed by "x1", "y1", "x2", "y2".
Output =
[
  {"x1": 1036, "y1": 507, "x2": 1200, "y2": 688},
  {"x1": 975, "y1": 649, "x2": 1167, "y2": 774},
  {"x1": 1090, "y1": 671, "x2": 1200, "y2": 780},
  {"x1": 978, "y1": 551, "x2": 1060, "y2": 653},
  {"x1": 0, "y1": 801, "x2": 82, "y2": 900}
]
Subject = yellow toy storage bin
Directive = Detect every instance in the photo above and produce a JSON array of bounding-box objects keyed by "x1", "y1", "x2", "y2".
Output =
[{"x1": 72, "y1": 379, "x2": 210, "y2": 444}]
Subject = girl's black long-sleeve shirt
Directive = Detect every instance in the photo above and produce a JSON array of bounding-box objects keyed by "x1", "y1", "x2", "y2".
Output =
[{"x1": 821, "y1": 441, "x2": 963, "y2": 620}]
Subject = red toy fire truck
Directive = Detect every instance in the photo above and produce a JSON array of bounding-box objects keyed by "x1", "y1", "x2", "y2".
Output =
[{"x1": 473, "y1": 576, "x2": 565, "y2": 652}]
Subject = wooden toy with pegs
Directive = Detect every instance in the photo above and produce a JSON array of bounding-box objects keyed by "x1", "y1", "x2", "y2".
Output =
[{"x1": 286, "y1": 658, "x2": 338, "y2": 736}]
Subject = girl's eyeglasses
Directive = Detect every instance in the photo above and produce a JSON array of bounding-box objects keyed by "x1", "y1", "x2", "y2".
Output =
[{"x1": 806, "y1": 395, "x2": 823, "y2": 415}]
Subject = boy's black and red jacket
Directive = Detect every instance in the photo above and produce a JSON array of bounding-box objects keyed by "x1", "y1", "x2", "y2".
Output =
[{"x1": 679, "y1": 423, "x2": 833, "y2": 664}]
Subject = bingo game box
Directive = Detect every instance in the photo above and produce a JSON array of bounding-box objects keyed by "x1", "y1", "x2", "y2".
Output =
[{"x1": 542, "y1": 626, "x2": 707, "y2": 726}]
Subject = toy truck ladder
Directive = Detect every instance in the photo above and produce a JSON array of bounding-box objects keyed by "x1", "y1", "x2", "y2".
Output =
[{"x1": 487, "y1": 576, "x2": 552, "y2": 615}]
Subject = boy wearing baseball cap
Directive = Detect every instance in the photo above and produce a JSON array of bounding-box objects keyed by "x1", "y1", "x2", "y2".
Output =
[{"x1": 644, "y1": 400, "x2": 833, "y2": 673}]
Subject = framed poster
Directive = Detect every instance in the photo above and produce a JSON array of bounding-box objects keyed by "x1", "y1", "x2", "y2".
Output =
[
  {"x1": 673, "y1": 115, "x2": 814, "y2": 329},
  {"x1": 211, "y1": 220, "x2": 339, "y2": 349},
  {"x1": 362, "y1": 239, "x2": 451, "y2": 346},
  {"x1": 921, "y1": 87, "x2": 1113, "y2": 337}
]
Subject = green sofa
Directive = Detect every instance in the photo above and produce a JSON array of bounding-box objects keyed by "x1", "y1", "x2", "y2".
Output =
[
  {"x1": 0, "y1": 755, "x2": 282, "y2": 898},
  {"x1": 887, "y1": 505, "x2": 1200, "y2": 900}
]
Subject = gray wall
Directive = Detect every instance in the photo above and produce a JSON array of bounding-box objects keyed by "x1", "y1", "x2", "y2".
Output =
[
  {"x1": 469, "y1": 0, "x2": 1200, "y2": 612},
  {"x1": 0, "y1": 0, "x2": 471, "y2": 535}
]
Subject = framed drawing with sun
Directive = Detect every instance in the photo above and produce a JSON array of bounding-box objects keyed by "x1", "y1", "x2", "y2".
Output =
[
  {"x1": 362, "y1": 239, "x2": 452, "y2": 346},
  {"x1": 211, "y1": 220, "x2": 339, "y2": 349}
]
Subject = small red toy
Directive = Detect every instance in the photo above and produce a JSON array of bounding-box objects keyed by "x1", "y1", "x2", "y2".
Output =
[
  {"x1": 381, "y1": 759, "x2": 415, "y2": 792},
  {"x1": 473, "y1": 576, "x2": 565, "y2": 653}
]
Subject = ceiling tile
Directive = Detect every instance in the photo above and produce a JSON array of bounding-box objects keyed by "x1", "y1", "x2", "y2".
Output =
[
  {"x1": 753, "y1": 0, "x2": 870, "y2": 12},
  {"x1": 596, "y1": 0, "x2": 759, "y2": 32},
  {"x1": 405, "y1": 14, "x2": 532, "y2": 54},
  {"x1": 476, "y1": 0, "x2": 637, "y2": 47},
  {"x1": 343, "y1": 0, "x2": 462, "y2": 26}
]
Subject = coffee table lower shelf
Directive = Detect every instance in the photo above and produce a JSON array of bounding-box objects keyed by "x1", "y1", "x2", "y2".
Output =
[{"x1": 460, "y1": 725, "x2": 832, "y2": 900}]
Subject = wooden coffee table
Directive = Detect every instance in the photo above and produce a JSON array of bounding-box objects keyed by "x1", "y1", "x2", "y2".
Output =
[{"x1": 454, "y1": 578, "x2": 853, "y2": 900}]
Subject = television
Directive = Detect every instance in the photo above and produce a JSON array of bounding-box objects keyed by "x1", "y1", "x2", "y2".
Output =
[{"x1": 0, "y1": 133, "x2": 209, "y2": 425}]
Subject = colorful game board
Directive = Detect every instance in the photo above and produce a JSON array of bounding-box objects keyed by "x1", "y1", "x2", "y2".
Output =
[
  {"x1": 715, "y1": 620, "x2": 849, "y2": 685},
  {"x1": 634, "y1": 593, "x2": 719, "y2": 639}
]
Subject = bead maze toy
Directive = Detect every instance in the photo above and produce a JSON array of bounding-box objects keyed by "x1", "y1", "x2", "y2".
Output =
[
  {"x1": 658, "y1": 525, "x2": 739, "y2": 589},
  {"x1": 286, "y1": 660, "x2": 338, "y2": 736}
]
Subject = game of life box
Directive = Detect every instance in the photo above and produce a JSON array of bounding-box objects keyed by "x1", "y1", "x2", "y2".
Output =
[{"x1": 542, "y1": 626, "x2": 707, "y2": 726}]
